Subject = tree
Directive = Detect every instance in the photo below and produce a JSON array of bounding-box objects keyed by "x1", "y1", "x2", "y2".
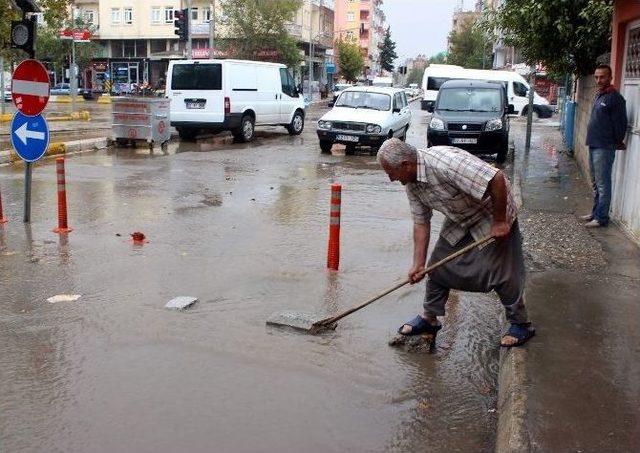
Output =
[
  {"x1": 429, "y1": 52, "x2": 447, "y2": 64},
  {"x1": 486, "y1": 0, "x2": 613, "y2": 75},
  {"x1": 406, "y1": 67, "x2": 425, "y2": 85},
  {"x1": 336, "y1": 39, "x2": 364, "y2": 82},
  {"x1": 36, "y1": 16, "x2": 102, "y2": 82},
  {"x1": 219, "y1": 0, "x2": 302, "y2": 68},
  {"x1": 379, "y1": 27, "x2": 397, "y2": 72},
  {"x1": 447, "y1": 17, "x2": 492, "y2": 69}
]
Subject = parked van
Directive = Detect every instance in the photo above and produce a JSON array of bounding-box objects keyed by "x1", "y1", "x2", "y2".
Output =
[
  {"x1": 421, "y1": 65, "x2": 553, "y2": 118},
  {"x1": 167, "y1": 59, "x2": 306, "y2": 141},
  {"x1": 372, "y1": 76, "x2": 393, "y2": 87}
]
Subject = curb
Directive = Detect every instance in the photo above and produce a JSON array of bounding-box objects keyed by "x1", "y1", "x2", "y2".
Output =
[
  {"x1": 0, "y1": 136, "x2": 108, "y2": 165},
  {"x1": 495, "y1": 345, "x2": 530, "y2": 453}
]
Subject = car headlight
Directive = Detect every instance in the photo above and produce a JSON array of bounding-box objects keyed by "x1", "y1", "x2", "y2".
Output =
[
  {"x1": 485, "y1": 118, "x2": 503, "y2": 131},
  {"x1": 318, "y1": 120, "x2": 332, "y2": 130},
  {"x1": 429, "y1": 118, "x2": 445, "y2": 131},
  {"x1": 366, "y1": 124, "x2": 382, "y2": 134}
]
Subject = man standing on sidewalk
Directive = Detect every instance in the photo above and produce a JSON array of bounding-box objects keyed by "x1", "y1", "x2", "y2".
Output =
[
  {"x1": 377, "y1": 139, "x2": 535, "y2": 347},
  {"x1": 582, "y1": 64, "x2": 628, "y2": 228}
]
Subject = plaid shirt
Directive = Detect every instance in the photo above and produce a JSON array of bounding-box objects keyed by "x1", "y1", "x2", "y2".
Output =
[{"x1": 406, "y1": 146, "x2": 517, "y2": 246}]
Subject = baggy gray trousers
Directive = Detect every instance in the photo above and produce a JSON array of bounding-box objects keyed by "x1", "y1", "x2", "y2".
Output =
[{"x1": 424, "y1": 220, "x2": 529, "y2": 324}]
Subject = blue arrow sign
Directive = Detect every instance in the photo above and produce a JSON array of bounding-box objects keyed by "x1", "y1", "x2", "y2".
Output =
[{"x1": 10, "y1": 112, "x2": 50, "y2": 162}]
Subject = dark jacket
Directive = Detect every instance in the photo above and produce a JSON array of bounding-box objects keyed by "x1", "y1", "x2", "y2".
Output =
[{"x1": 586, "y1": 86, "x2": 628, "y2": 149}]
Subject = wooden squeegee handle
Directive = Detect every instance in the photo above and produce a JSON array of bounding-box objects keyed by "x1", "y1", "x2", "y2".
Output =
[{"x1": 313, "y1": 236, "x2": 495, "y2": 328}]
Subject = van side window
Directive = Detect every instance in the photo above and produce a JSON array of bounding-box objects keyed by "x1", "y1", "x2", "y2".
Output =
[
  {"x1": 171, "y1": 64, "x2": 222, "y2": 90},
  {"x1": 401, "y1": 92, "x2": 408, "y2": 108},
  {"x1": 280, "y1": 68, "x2": 298, "y2": 98},
  {"x1": 393, "y1": 93, "x2": 401, "y2": 110},
  {"x1": 513, "y1": 81, "x2": 528, "y2": 97}
]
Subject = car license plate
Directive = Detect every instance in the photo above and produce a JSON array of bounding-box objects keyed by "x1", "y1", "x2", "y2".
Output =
[
  {"x1": 452, "y1": 138, "x2": 478, "y2": 144},
  {"x1": 186, "y1": 102, "x2": 205, "y2": 109},
  {"x1": 336, "y1": 134, "x2": 359, "y2": 142}
]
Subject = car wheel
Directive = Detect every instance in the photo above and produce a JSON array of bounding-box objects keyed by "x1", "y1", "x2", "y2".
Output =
[
  {"x1": 319, "y1": 140, "x2": 333, "y2": 153},
  {"x1": 177, "y1": 127, "x2": 198, "y2": 140},
  {"x1": 497, "y1": 140, "x2": 509, "y2": 163},
  {"x1": 345, "y1": 144, "x2": 356, "y2": 156},
  {"x1": 286, "y1": 110, "x2": 305, "y2": 135},
  {"x1": 233, "y1": 115, "x2": 255, "y2": 142}
]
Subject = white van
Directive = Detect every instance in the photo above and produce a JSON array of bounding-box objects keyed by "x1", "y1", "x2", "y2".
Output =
[
  {"x1": 372, "y1": 76, "x2": 393, "y2": 87},
  {"x1": 420, "y1": 65, "x2": 553, "y2": 118},
  {"x1": 167, "y1": 59, "x2": 306, "y2": 141}
]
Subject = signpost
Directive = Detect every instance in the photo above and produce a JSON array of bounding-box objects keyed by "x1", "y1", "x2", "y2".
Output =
[{"x1": 10, "y1": 59, "x2": 51, "y2": 223}]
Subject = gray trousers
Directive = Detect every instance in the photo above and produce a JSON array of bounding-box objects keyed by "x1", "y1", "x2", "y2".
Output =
[{"x1": 424, "y1": 220, "x2": 529, "y2": 324}]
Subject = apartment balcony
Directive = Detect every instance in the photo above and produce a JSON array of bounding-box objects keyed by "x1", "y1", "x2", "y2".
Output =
[{"x1": 285, "y1": 23, "x2": 303, "y2": 38}]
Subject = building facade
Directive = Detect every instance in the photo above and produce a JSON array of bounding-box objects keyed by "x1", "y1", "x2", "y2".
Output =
[
  {"x1": 71, "y1": 0, "x2": 334, "y2": 94},
  {"x1": 333, "y1": 0, "x2": 386, "y2": 81}
]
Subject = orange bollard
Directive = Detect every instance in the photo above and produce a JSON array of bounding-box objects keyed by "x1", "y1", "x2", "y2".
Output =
[
  {"x1": 53, "y1": 157, "x2": 73, "y2": 233},
  {"x1": 0, "y1": 185, "x2": 7, "y2": 224},
  {"x1": 327, "y1": 183, "x2": 341, "y2": 270}
]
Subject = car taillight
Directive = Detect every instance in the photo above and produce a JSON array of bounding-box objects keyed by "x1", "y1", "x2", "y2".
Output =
[{"x1": 224, "y1": 97, "x2": 230, "y2": 115}]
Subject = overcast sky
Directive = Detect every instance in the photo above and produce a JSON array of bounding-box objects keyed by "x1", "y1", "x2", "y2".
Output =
[{"x1": 382, "y1": 0, "x2": 476, "y2": 63}]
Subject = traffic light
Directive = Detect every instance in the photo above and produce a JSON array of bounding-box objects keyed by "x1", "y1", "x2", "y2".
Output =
[
  {"x1": 11, "y1": 16, "x2": 37, "y2": 58},
  {"x1": 174, "y1": 9, "x2": 189, "y2": 42}
]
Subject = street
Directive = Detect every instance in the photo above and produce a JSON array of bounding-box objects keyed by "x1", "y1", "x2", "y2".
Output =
[{"x1": 0, "y1": 101, "x2": 505, "y2": 452}]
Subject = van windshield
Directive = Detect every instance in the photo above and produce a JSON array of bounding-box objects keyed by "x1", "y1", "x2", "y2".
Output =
[
  {"x1": 437, "y1": 88, "x2": 502, "y2": 112},
  {"x1": 336, "y1": 91, "x2": 391, "y2": 110},
  {"x1": 171, "y1": 64, "x2": 222, "y2": 90},
  {"x1": 427, "y1": 77, "x2": 453, "y2": 91}
]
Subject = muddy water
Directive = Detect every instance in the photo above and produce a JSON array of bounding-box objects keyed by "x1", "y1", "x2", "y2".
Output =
[{"x1": 0, "y1": 105, "x2": 502, "y2": 452}]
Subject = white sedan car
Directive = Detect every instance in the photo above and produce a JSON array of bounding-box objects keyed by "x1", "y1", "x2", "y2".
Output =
[{"x1": 317, "y1": 86, "x2": 412, "y2": 155}]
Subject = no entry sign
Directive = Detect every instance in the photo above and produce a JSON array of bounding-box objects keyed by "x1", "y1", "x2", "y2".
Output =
[{"x1": 11, "y1": 59, "x2": 50, "y2": 117}]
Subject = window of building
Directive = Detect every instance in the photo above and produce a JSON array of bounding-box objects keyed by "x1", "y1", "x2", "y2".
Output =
[
  {"x1": 203, "y1": 6, "x2": 212, "y2": 22},
  {"x1": 34, "y1": 12, "x2": 45, "y2": 24},
  {"x1": 150, "y1": 39, "x2": 166, "y2": 54},
  {"x1": 124, "y1": 8, "x2": 133, "y2": 24},
  {"x1": 111, "y1": 8, "x2": 121, "y2": 24},
  {"x1": 151, "y1": 7, "x2": 161, "y2": 24},
  {"x1": 347, "y1": 12, "x2": 355, "y2": 22},
  {"x1": 84, "y1": 10, "x2": 95, "y2": 24},
  {"x1": 346, "y1": 30, "x2": 354, "y2": 40},
  {"x1": 191, "y1": 7, "x2": 198, "y2": 22},
  {"x1": 165, "y1": 7, "x2": 174, "y2": 23}
]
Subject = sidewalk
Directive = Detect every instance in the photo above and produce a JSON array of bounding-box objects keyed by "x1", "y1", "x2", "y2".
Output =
[{"x1": 497, "y1": 123, "x2": 640, "y2": 451}]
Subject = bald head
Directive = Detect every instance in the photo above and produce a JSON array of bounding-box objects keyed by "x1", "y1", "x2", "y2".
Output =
[
  {"x1": 377, "y1": 138, "x2": 418, "y2": 185},
  {"x1": 376, "y1": 138, "x2": 418, "y2": 168}
]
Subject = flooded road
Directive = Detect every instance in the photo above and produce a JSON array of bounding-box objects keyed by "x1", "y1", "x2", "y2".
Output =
[{"x1": 0, "y1": 103, "x2": 503, "y2": 452}]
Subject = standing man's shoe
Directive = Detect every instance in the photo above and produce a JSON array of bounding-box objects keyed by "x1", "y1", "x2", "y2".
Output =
[
  {"x1": 585, "y1": 219, "x2": 605, "y2": 228},
  {"x1": 579, "y1": 214, "x2": 593, "y2": 221}
]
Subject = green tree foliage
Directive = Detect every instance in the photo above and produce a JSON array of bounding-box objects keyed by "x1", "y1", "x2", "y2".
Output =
[
  {"x1": 219, "y1": 0, "x2": 302, "y2": 68},
  {"x1": 447, "y1": 17, "x2": 492, "y2": 69},
  {"x1": 36, "y1": 17, "x2": 103, "y2": 79},
  {"x1": 336, "y1": 39, "x2": 364, "y2": 82},
  {"x1": 486, "y1": 0, "x2": 613, "y2": 75},
  {"x1": 379, "y1": 27, "x2": 397, "y2": 72},
  {"x1": 406, "y1": 67, "x2": 425, "y2": 85},
  {"x1": 429, "y1": 52, "x2": 447, "y2": 64}
]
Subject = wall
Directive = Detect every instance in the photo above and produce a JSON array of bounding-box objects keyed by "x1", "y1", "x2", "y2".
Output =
[{"x1": 572, "y1": 75, "x2": 596, "y2": 180}]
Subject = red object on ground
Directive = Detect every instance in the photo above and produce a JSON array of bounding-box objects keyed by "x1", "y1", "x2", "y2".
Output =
[
  {"x1": 327, "y1": 184, "x2": 342, "y2": 271},
  {"x1": 53, "y1": 157, "x2": 72, "y2": 233},
  {"x1": 131, "y1": 232, "x2": 146, "y2": 243},
  {"x1": 0, "y1": 185, "x2": 7, "y2": 224},
  {"x1": 11, "y1": 59, "x2": 50, "y2": 117}
]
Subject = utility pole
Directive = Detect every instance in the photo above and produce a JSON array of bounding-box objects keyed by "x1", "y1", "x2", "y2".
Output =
[
  {"x1": 69, "y1": 3, "x2": 78, "y2": 113},
  {"x1": 524, "y1": 66, "x2": 535, "y2": 154},
  {"x1": 209, "y1": 0, "x2": 215, "y2": 58},
  {"x1": 1, "y1": 56, "x2": 4, "y2": 116},
  {"x1": 186, "y1": 0, "x2": 192, "y2": 59},
  {"x1": 307, "y1": 0, "x2": 314, "y2": 100}
]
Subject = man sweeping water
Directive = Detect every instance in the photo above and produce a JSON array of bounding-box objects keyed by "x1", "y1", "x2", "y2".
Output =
[{"x1": 377, "y1": 139, "x2": 535, "y2": 347}]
